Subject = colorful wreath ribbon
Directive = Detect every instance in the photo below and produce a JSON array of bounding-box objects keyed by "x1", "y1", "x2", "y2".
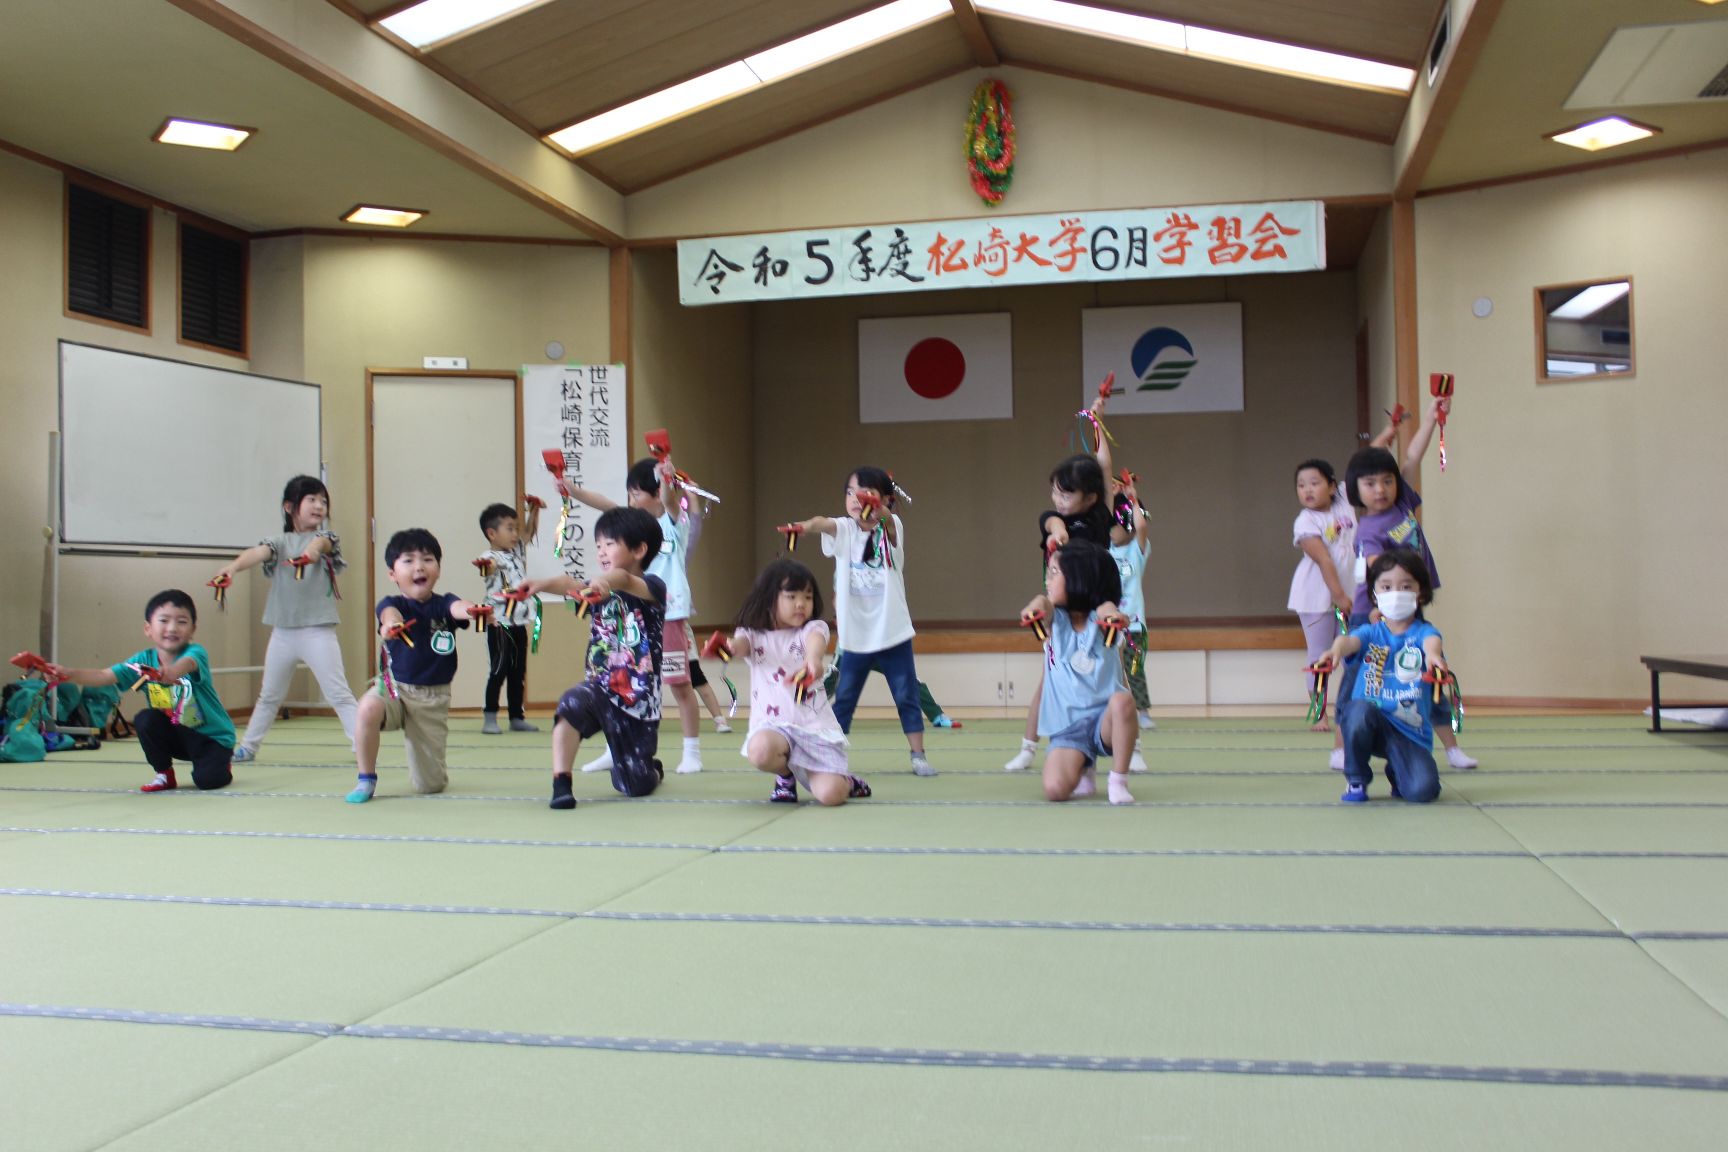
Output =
[{"x1": 964, "y1": 79, "x2": 1015, "y2": 207}]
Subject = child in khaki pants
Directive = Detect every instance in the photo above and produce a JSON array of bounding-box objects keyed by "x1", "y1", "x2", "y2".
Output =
[{"x1": 348, "y1": 528, "x2": 491, "y2": 803}]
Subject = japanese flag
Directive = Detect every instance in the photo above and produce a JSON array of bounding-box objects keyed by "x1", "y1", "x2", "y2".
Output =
[{"x1": 859, "y1": 313, "x2": 1013, "y2": 424}]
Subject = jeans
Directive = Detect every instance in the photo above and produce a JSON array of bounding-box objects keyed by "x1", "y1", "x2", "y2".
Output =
[
  {"x1": 831, "y1": 640, "x2": 923, "y2": 735},
  {"x1": 1338, "y1": 698, "x2": 1439, "y2": 802}
]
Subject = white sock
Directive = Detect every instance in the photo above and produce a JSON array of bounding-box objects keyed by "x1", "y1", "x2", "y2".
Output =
[
  {"x1": 1107, "y1": 772, "x2": 1135, "y2": 805},
  {"x1": 684, "y1": 737, "x2": 701, "y2": 753},
  {"x1": 1020, "y1": 737, "x2": 1038, "y2": 753}
]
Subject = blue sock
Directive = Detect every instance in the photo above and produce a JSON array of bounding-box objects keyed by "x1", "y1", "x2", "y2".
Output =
[{"x1": 347, "y1": 773, "x2": 377, "y2": 804}]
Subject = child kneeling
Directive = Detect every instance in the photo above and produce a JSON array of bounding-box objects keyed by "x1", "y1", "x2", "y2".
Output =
[
  {"x1": 528, "y1": 507, "x2": 668, "y2": 808},
  {"x1": 1022, "y1": 541, "x2": 1139, "y2": 805},
  {"x1": 1319, "y1": 549, "x2": 1454, "y2": 804},
  {"x1": 722, "y1": 559, "x2": 869, "y2": 806}
]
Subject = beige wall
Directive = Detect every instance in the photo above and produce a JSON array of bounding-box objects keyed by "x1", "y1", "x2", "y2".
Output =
[
  {"x1": 1357, "y1": 208, "x2": 1398, "y2": 417},
  {"x1": 0, "y1": 150, "x2": 259, "y2": 705},
  {"x1": 273, "y1": 234, "x2": 612, "y2": 708},
  {"x1": 629, "y1": 249, "x2": 755, "y2": 625},
  {"x1": 627, "y1": 66, "x2": 1393, "y2": 240},
  {"x1": 1414, "y1": 147, "x2": 1728, "y2": 699},
  {"x1": 751, "y1": 269, "x2": 1361, "y2": 623}
]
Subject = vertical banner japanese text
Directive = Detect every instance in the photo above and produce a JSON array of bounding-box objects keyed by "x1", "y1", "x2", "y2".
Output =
[{"x1": 523, "y1": 364, "x2": 627, "y2": 590}]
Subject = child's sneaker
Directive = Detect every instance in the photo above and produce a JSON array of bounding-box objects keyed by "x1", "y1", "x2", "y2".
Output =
[
  {"x1": 509, "y1": 718, "x2": 540, "y2": 733},
  {"x1": 550, "y1": 774, "x2": 576, "y2": 810},
  {"x1": 581, "y1": 749, "x2": 614, "y2": 773},
  {"x1": 847, "y1": 775, "x2": 872, "y2": 799},
  {"x1": 1129, "y1": 750, "x2": 1148, "y2": 773},
  {"x1": 1446, "y1": 747, "x2": 1479, "y2": 770},
  {"x1": 933, "y1": 713, "x2": 961, "y2": 729},
  {"x1": 910, "y1": 753, "x2": 937, "y2": 777},
  {"x1": 1004, "y1": 740, "x2": 1037, "y2": 772},
  {"x1": 231, "y1": 747, "x2": 256, "y2": 763},
  {"x1": 770, "y1": 774, "x2": 798, "y2": 803},
  {"x1": 346, "y1": 774, "x2": 377, "y2": 804},
  {"x1": 1328, "y1": 748, "x2": 1346, "y2": 772},
  {"x1": 140, "y1": 770, "x2": 177, "y2": 793},
  {"x1": 1341, "y1": 782, "x2": 1367, "y2": 803},
  {"x1": 1072, "y1": 767, "x2": 1097, "y2": 798},
  {"x1": 1107, "y1": 773, "x2": 1135, "y2": 805},
  {"x1": 481, "y1": 713, "x2": 502, "y2": 735},
  {"x1": 1137, "y1": 711, "x2": 1156, "y2": 730}
]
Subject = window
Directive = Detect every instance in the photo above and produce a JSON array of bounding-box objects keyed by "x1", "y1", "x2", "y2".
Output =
[
  {"x1": 1535, "y1": 278, "x2": 1634, "y2": 381},
  {"x1": 66, "y1": 182, "x2": 149, "y2": 330},
  {"x1": 179, "y1": 220, "x2": 248, "y2": 355}
]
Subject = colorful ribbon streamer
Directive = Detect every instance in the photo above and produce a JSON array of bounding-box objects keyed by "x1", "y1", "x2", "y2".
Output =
[
  {"x1": 1424, "y1": 668, "x2": 1465, "y2": 734},
  {"x1": 1304, "y1": 660, "x2": 1335, "y2": 725}
]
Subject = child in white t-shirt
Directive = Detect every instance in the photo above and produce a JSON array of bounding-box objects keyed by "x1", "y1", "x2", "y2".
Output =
[
  {"x1": 1288, "y1": 458, "x2": 1357, "y2": 733},
  {"x1": 711, "y1": 559, "x2": 871, "y2": 806},
  {"x1": 791, "y1": 466, "x2": 933, "y2": 777}
]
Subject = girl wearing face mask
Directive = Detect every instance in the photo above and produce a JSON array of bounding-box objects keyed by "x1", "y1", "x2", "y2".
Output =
[
  {"x1": 1336, "y1": 399, "x2": 1477, "y2": 770},
  {"x1": 1318, "y1": 550, "x2": 1453, "y2": 804}
]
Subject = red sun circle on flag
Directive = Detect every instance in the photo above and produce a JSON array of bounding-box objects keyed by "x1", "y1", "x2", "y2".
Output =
[{"x1": 903, "y1": 337, "x2": 966, "y2": 400}]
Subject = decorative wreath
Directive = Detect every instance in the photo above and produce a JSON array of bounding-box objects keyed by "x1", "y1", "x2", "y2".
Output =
[{"x1": 964, "y1": 79, "x2": 1015, "y2": 207}]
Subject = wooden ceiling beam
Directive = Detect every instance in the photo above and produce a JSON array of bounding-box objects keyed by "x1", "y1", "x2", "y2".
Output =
[
  {"x1": 1393, "y1": 0, "x2": 1505, "y2": 198},
  {"x1": 949, "y1": 0, "x2": 1001, "y2": 67}
]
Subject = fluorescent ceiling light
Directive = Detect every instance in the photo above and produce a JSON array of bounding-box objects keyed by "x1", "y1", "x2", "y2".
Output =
[
  {"x1": 153, "y1": 118, "x2": 253, "y2": 151},
  {"x1": 746, "y1": 0, "x2": 949, "y2": 80},
  {"x1": 975, "y1": 0, "x2": 1414, "y2": 91},
  {"x1": 1548, "y1": 282, "x2": 1629, "y2": 320},
  {"x1": 379, "y1": 0, "x2": 544, "y2": 50},
  {"x1": 549, "y1": 63, "x2": 759, "y2": 154},
  {"x1": 342, "y1": 204, "x2": 427, "y2": 228},
  {"x1": 1547, "y1": 117, "x2": 1659, "y2": 152},
  {"x1": 548, "y1": 0, "x2": 947, "y2": 154}
]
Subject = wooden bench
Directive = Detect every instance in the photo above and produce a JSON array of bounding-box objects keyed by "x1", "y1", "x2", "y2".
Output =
[{"x1": 1639, "y1": 655, "x2": 1728, "y2": 732}]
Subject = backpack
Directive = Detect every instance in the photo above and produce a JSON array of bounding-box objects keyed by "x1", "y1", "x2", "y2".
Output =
[{"x1": 0, "y1": 681, "x2": 52, "y2": 763}]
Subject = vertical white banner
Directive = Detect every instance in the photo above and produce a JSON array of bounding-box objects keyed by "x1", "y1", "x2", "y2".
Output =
[
  {"x1": 1081, "y1": 303, "x2": 1244, "y2": 414},
  {"x1": 522, "y1": 364, "x2": 628, "y2": 590}
]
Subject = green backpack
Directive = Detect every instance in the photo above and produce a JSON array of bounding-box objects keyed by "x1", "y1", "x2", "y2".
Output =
[{"x1": 0, "y1": 681, "x2": 51, "y2": 762}]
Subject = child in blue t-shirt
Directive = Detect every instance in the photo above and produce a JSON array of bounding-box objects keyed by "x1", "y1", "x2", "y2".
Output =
[
  {"x1": 1318, "y1": 549, "x2": 1454, "y2": 804},
  {"x1": 48, "y1": 589, "x2": 235, "y2": 792},
  {"x1": 348, "y1": 528, "x2": 490, "y2": 804},
  {"x1": 1020, "y1": 540, "x2": 1138, "y2": 805}
]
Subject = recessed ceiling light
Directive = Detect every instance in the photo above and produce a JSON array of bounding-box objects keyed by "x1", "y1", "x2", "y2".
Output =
[
  {"x1": 153, "y1": 118, "x2": 253, "y2": 151},
  {"x1": 342, "y1": 205, "x2": 427, "y2": 228},
  {"x1": 1547, "y1": 117, "x2": 1660, "y2": 152},
  {"x1": 974, "y1": 0, "x2": 1414, "y2": 91},
  {"x1": 379, "y1": 0, "x2": 545, "y2": 50}
]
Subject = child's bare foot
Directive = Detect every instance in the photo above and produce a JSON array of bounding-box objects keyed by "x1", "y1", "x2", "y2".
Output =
[{"x1": 1309, "y1": 720, "x2": 1331, "y2": 733}]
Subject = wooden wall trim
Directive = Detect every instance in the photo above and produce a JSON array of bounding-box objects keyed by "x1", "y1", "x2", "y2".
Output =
[
  {"x1": 950, "y1": 0, "x2": 1001, "y2": 67},
  {"x1": 1417, "y1": 136, "x2": 1728, "y2": 200},
  {"x1": 1394, "y1": 0, "x2": 1506, "y2": 199},
  {"x1": 250, "y1": 227, "x2": 600, "y2": 247},
  {"x1": 610, "y1": 247, "x2": 634, "y2": 447},
  {"x1": 1391, "y1": 196, "x2": 1419, "y2": 489}
]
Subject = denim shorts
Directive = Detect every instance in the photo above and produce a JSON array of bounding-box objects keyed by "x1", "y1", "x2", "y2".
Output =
[{"x1": 1045, "y1": 705, "x2": 1110, "y2": 767}]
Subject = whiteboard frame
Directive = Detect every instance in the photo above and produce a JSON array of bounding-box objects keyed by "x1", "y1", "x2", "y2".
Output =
[{"x1": 57, "y1": 340, "x2": 323, "y2": 553}]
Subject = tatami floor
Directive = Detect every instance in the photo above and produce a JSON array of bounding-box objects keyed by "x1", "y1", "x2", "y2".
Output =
[{"x1": 4, "y1": 713, "x2": 1728, "y2": 1150}]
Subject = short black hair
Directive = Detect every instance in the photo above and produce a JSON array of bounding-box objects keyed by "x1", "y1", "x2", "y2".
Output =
[
  {"x1": 626, "y1": 457, "x2": 661, "y2": 498},
  {"x1": 594, "y1": 506, "x2": 662, "y2": 568},
  {"x1": 385, "y1": 528, "x2": 442, "y2": 568},
  {"x1": 479, "y1": 503, "x2": 517, "y2": 535},
  {"x1": 1294, "y1": 458, "x2": 1336, "y2": 486},
  {"x1": 1366, "y1": 548, "x2": 1434, "y2": 607},
  {"x1": 735, "y1": 559, "x2": 824, "y2": 632},
  {"x1": 1052, "y1": 539, "x2": 1122, "y2": 616},
  {"x1": 144, "y1": 589, "x2": 197, "y2": 623},
  {"x1": 280, "y1": 475, "x2": 329, "y2": 531},
  {"x1": 1050, "y1": 454, "x2": 1106, "y2": 503},
  {"x1": 1344, "y1": 447, "x2": 1401, "y2": 509}
]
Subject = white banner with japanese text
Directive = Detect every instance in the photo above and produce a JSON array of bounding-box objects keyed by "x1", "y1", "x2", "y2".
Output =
[
  {"x1": 523, "y1": 364, "x2": 628, "y2": 592},
  {"x1": 678, "y1": 201, "x2": 1323, "y2": 305}
]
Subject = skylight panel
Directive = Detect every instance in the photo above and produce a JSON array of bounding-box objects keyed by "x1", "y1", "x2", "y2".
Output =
[
  {"x1": 745, "y1": 0, "x2": 951, "y2": 81},
  {"x1": 548, "y1": 63, "x2": 759, "y2": 155},
  {"x1": 380, "y1": 0, "x2": 545, "y2": 50}
]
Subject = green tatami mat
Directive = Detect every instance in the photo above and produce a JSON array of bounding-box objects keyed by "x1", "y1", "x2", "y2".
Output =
[
  {"x1": 1466, "y1": 808, "x2": 1728, "y2": 855},
  {"x1": 1642, "y1": 942, "x2": 1728, "y2": 1018},
  {"x1": 90, "y1": 1038, "x2": 1728, "y2": 1152},
  {"x1": 596, "y1": 853, "x2": 1617, "y2": 930},
  {"x1": 0, "y1": 1017, "x2": 316, "y2": 1152},
  {"x1": 368, "y1": 921, "x2": 1728, "y2": 1074},
  {"x1": 0, "y1": 834, "x2": 705, "y2": 912},
  {"x1": 1544, "y1": 858, "x2": 1728, "y2": 934},
  {"x1": 1, "y1": 898, "x2": 555, "y2": 1023}
]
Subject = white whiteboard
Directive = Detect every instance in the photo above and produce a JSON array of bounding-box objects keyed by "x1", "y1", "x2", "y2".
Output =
[{"x1": 59, "y1": 342, "x2": 322, "y2": 550}]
